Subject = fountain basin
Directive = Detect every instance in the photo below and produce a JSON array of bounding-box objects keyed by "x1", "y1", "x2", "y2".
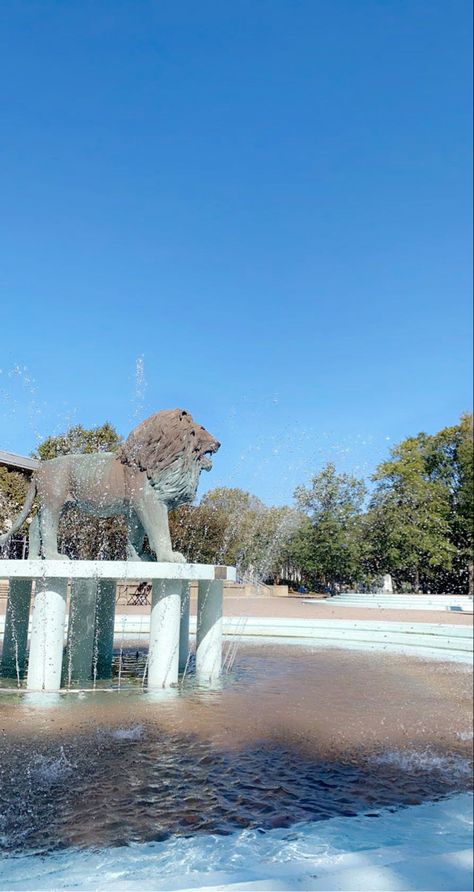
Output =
[{"x1": 0, "y1": 644, "x2": 472, "y2": 890}]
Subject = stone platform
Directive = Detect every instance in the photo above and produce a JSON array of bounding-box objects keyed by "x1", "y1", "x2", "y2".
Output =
[{"x1": 0, "y1": 560, "x2": 236, "y2": 692}]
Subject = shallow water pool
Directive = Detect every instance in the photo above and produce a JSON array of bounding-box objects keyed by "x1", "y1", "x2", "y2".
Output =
[{"x1": 0, "y1": 645, "x2": 472, "y2": 887}]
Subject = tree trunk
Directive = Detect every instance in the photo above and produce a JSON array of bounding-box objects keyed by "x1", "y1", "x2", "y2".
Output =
[
  {"x1": 414, "y1": 567, "x2": 420, "y2": 594},
  {"x1": 468, "y1": 560, "x2": 474, "y2": 597}
]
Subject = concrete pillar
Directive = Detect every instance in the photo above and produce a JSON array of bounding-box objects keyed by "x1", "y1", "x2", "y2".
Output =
[
  {"x1": 196, "y1": 580, "x2": 223, "y2": 685},
  {"x1": 1, "y1": 579, "x2": 33, "y2": 679},
  {"x1": 148, "y1": 579, "x2": 181, "y2": 689},
  {"x1": 27, "y1": 578, "x2": 68, "y2": 691},
  {"x1": 94, "y1": 579, "x2": 116, "y2": 680},
  {"x1": 64, "y1": 578, "x2": 98, "y2": 686},
  {"x1": 179, "y1": 582, "x2": 190, "y2": 672}
]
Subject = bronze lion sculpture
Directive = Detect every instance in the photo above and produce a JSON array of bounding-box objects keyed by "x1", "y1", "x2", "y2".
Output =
[{"x1": 0, "y1": 409, "x2": 220, "y2": 562}]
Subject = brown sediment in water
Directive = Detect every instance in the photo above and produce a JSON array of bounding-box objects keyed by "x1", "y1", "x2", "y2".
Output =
[
  {"x1": 0, "y1": 646, "x2": 472, "y2": 754},
  {"x1": 0, "y1": 647, "x2": 472, "y2": 854}
]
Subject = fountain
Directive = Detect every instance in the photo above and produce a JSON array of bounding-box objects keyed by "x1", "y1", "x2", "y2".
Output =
[{"x1": 0, "y1": 408, "x2": 235, "y2": 691}]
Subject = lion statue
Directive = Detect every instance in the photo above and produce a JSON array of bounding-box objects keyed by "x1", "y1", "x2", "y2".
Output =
[{"x1": 0, "y1": 409, "x2": 220, "y2": 562}]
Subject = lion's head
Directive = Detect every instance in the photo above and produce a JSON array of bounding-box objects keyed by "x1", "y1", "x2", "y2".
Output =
[{"x1": 117, "y1": 409, "x2": 220, "y2": 508}]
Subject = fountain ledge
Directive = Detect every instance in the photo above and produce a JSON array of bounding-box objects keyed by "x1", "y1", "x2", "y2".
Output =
[{"x1": 0, "y1": 559, "x2": 236, "y2": 581}]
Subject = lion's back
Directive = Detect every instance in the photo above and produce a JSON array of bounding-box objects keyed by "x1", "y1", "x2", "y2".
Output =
[{"x1": 37, "y1": 452, "x2": 124, "y2": 502}]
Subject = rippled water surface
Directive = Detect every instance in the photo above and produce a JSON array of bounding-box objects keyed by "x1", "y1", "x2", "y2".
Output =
[{"x1": 0, "y1": 646, "x2": 472, "y2": 855}]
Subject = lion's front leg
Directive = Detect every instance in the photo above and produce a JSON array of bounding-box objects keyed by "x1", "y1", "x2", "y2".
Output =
[
  {"x1": 126, "y1": 511, "x2": 151, "y2": 561},
  {"x1": 133, "y1": 488, "x2": 185, "y2": 563}
]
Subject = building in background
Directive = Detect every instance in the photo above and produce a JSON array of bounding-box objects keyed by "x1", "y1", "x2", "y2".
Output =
[{"x1": 0, "y1": 451, "x2": 39, "y2": 558}]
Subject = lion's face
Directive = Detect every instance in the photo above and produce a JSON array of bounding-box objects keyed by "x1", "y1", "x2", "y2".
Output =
[
  {"x1": 189, "y1": 420, "x2": 220, "y2": 472},
  {"x1": 118, "y1": 409, "x2": 220, "y2": 508}
]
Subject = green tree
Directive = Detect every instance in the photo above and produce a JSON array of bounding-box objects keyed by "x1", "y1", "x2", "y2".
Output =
[
  {"x1": 170, "y1": 488, "x2": 301, "y2": 582},
  {"x1": 200, "y1": 487, "x2": 266, "y2": 575},
  {"x1": 0, "y1": 466, "x2": 31, "y2": 538},
  {"x1": 252, "y1": 504, "x2": 302, "y2": 583},
  {"x1": 426, "y1": 413, "x2": 473, "y2": 593},
  {"x1": 454, "y1": 413, "x2": 474, "y2": 593},
  {"x1": 292, "y1": 463, "x2": 367, "y2": 590},
  {"x1": 169, "y1": 501, "x2": 228, "y2": 565},
  {"x1": 200, "y1": 488, "x2": 301, "y2": 582},
  {"x1": 368, "y1": 434, "x2": 454, "y2": 592},
  {"x1": 35, "y1": 423, "x2": 120, "y2": 460}
]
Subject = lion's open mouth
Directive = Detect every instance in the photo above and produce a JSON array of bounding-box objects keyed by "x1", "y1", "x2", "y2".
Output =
[{"x1": 198, "y1": 440, "x2": 220, "y2": 472}]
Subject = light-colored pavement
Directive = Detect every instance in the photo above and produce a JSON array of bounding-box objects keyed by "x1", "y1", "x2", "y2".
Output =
[
  {"x1": 119, "y1": 595, "x2": 473, "y2": 626},
  {"x1": 0, "y1": 592, "x2": 471, "y2": 626}
]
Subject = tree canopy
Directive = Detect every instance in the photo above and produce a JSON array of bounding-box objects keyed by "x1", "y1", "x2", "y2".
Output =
[
  {"x1": 291, "y1": 464, "x2": 367, "y2": 591},
  {"x1": 170, "y1": 487, "x2": 301, "y2": 582},
  {"x1": 365, "y1": 415, "x2": 473, "y2": 593},
  {"x1": 368, "y1": 438, "x2": 453, "y2": 591},
  {"x1": 35, "y1": 422, "x2": 120, "y2": 460},
  {"x1": 0, "y1": 466, "x2": 30, "y2": 537}
]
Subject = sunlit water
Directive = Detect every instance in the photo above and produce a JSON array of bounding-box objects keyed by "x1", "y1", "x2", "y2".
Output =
[
  {"x1": 0, "y1": 794, "x2": 471, "y2": 891},
  {"x1": 0, "y1": 646, "x2": 472, "y2": 864}
]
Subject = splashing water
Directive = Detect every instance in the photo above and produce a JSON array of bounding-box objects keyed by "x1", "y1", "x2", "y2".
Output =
[
  {"x1": 110, "y1": 724, "x2": 145, "y2": 741},
  {"x1": 27, "y1": 747, "x2": 75, "y2": 789},
  {"x1": 133, "y1": 355, "x2": 147, "y2": 420},
  {"x1": 0, "y1": 364, "x2": 44, "y2": 447},
  {"x1": 370, "y1": 748, "x2": 472, "y2": 780}
]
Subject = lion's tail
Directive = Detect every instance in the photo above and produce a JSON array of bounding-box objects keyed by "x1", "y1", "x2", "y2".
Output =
[{"x1": 0, "y1": 478, "x2": 37, "y2": 546}]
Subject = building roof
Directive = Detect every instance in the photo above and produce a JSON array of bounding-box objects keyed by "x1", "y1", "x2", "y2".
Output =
[{"x1": 0, "y1": 450, "x2": 39, "y2": 473}]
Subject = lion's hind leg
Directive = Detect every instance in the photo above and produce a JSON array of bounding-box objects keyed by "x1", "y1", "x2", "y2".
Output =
[
  {"x1": 28, "y1": 515, "x2": 41, "y2": 559},
  {"x1": 39, "y1": 506, "x2": 66, "y2": 560}
]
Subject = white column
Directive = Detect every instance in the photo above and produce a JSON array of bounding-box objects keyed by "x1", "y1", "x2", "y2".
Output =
[
  {"x1": 196, "y1": 580, "x2": 223, "y2": 685},
  {"x1": 65, "y1": 579, "x2": 98, "y2": 685},
  {"x1": 27, "y1": 578, "x2": 68, "y2": 691},
  {"x1": 94, "y1": 580, "x2": 116, "y2": 679},
  {"x1": 179, "y1": 582, "x2": 190, "y2": 672},
  {"x1": 148, "y1": 579, "x2": 181, "y2": 689},
  {"x1": 1, "y1": 579, "x2": 33, "y2": 679}
]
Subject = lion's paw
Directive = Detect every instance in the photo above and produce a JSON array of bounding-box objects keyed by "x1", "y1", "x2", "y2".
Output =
[{"x1": 169, "y1": 551, "x2": 186, "y2": 564}]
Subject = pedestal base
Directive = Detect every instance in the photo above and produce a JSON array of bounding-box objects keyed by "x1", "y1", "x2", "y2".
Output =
[
  {"x1": 148, "y1": 580, "x2": 181, "y2": 688},
  {"x1": 196, "y1": 580, "x2": 223, "y2": 685},
  {"x1": 1, "y1": 579, "x2": 33, "y2": 679},
  {"x1": 27, "y1": 579, "x2": 68, "y2": 691}
]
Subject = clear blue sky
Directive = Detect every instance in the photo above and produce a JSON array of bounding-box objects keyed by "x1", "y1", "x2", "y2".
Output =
[{"x1": 0, "y1": 0, "x2": 472, "y2": 504}]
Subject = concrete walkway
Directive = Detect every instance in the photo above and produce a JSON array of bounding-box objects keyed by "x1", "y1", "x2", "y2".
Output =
[
  {"x1": 110, "y1": 595, "x2": 473, "y2": 664},
  {"x1": 117, "y1": 595, "x2": 473, "y2": 627},
  {"x1": 1, "y1": 590, "x2": 471, "y2": 625}
]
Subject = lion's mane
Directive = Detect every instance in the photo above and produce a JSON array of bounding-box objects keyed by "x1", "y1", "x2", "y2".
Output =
[{"x1": 117, "y1": 409, "x2": 217, "y2": 509}]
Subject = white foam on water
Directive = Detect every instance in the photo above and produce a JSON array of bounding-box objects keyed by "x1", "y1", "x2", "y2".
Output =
[
  {"x1": 27, "y1": 747, "x2": 75, "y2": 789},
  {"x1": 0, "y1": 794, "x2": 472, "y2": 891},
  {"x1": 370, "y1": 748, "x2": 472, "y2": 779},
  {"x1": 457, "y1": 730, "x2": 474, "y2": 742},
  {"x1": 110, "y1": 724, "x2": 145, "y2": 741}
]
